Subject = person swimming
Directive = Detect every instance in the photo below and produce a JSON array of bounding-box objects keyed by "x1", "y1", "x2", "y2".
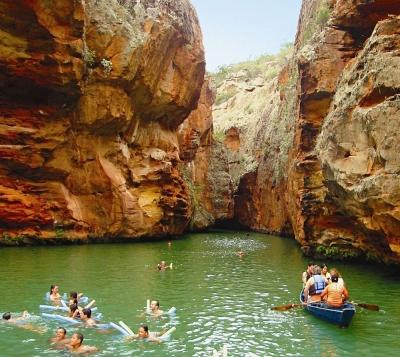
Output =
[
  {"x1": 49, "y1": 285, "x2": 61, "y2": 302},
  {"x1": 50, "y1": 327, "x2": 70, "y2": 348},
  {"x1": 69, "y1": 291, "x2": 84, "y2": 306},
  {"x1": 157, "y1": 261, "x2": 172, "y2": 271},
  {"x1": 68, "y1": 332, "x2": 98, "y2": 354},
  {"x1": 2, "y1": 311, "x2": 29, "y2": 322},
  {"x1": 2, "y1": 311, "x2": 46, "y2": 333},
  {"x1": 69, "y1": 303, "x2": 81, "y2": 319},
  {"x1": 127, "y1": 324, "x2": 162, "y2": 343},
  {"x1": 149, "y1": 300, "x2": 164, "y2": 318},
  {"x1": 81, "y1": 308, "x2": 96, "y2": 327}
]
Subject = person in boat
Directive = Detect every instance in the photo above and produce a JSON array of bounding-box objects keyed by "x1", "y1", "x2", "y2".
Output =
[
  {"x1": 50, "y1": 327, "x2": 70, "y2": 347},
  {"x1": 127, "y1": 324, "x2": 162, "y2": 343},
  {"x1": 49, "y1": 285, "x2": 61, "y2": 302},
  {"x1": 320, "y1": 272, "x2": 349, "y2": 308},
  {"x1": 302, "y1": 262, "x2": 314, "y2": 287},
  {"x1": 149, "y1": 300, "x2": 164, "y2": 318},
  {"x1": 68, "y1": 332, "x2": 98, "y2": 354},
  {"x1": 321, "y1": 264, "x2": 331, "y2": 282},
  {"x1": 329, "y1": 268, "x2": 345, "y2": 287},
  {"x1": 303, "y1": 265, "x2": 329, "y2": 303},
  {"x1": 81, "y1": 308, "x2": 96, "y2": 327},
  {"x1": 157, "y1": 261, "x2": 172, "y2": 271}
]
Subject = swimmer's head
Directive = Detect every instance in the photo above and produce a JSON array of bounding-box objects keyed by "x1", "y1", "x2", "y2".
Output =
[
  {"x1": 70, "y1": 333, "x2": 83, "y2": 347},
  {"x1": 150, "y1": 300, "x2": 160, "y2": 311},
  {"x1": 70, "y1": 291, "x2": 78, "y2": 299},
  {"x1": 82, "y1": 308, "x2": 91, "y2": 319},
  {"x1": 2, "y1": 312, "x2": 11, "y2": 320},
  {"x1": 50, "y1": 285, "x2": 59, "y2": 294},
  {"x1": 55, "y1": 327, "x2": 66, "y2": 339},
  {"x1": 138, "y1": 324, "x2": 149, "y2": 339}
]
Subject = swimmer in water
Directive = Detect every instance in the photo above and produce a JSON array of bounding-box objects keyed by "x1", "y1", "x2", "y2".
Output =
[
  {"x1": 149, "y1": 300, "x2": 164, "y2": 318},
  {"x1": 237, "y1": 250, "x2": 245, "y2": 257},
  {"x1": 81, "y1": 308, "x2": 96, "y2": 327},
  {"x1": 2, "y1": 311, "x2": 46, "y2": 333},
  {"x1": 127, "y1": 324, "x2": 161, "y2": 343},
  {"x1": 2, "y1": 311, "x2": 29, "y2": 323},
  {"x1": 49, "y1": 285, "x2": 61, "y2": 303},
  {"x1": 69, "y1": 303, "x2": 81, "y2": 319},
  {"x1": 157, "y1": 261, "x2": 172, "y2": 271},
  {"x1": 50, "y1": 327, "x2": 70, "y2": 347},
  {"x1": 68, "y1": 333, "x2": 98, "y2": 354},
  {"x1": 69, "y1": 291, "x2": 84, "y2": 306}
]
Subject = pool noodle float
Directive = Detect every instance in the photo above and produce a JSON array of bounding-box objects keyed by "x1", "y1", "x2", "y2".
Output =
[
  {"x1": 159, "y1": 326, "x2": 176, "y2": 341},
  {"x1": 109, "y1": 322, "x2": 131, "y2": 336},
  {"x1": 166, "y1": 307, "x2": 176, "y2": 316},
  {"x1": 40, "y1": 305, "x2": 98, "y2": 312},
  {"x1": 95, "y1": 323, "x2": 111, "y2": 329},
  {"x1": 39, "y1": 305, "x2": 69, "y2": 312},
  {"x1": 119, "y1": 321, "x2": 135, "y2": 335},
  {"x1": 41, "y1": 313, "x2": 80, "y2": 325}
]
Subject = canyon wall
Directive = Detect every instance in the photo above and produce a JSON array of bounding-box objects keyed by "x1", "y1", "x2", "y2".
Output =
[
  {"x1": 0, "y1": 0, "x2": 209, "y2": 243},
  {"x1": 214, "y1": 0, "x2": 400, "y2": 264}
]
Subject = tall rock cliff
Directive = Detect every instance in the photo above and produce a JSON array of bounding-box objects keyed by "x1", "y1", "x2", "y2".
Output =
[
  {"x1": 0, "y1": 0, "x2": 206, "y2": 243},
  {"x1": 214, "y1": 0, "x2": 400, "y2": 264}
]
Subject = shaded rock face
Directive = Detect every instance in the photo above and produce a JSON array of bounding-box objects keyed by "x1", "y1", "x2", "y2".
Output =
[
  {"x1": 224, "y1": 0, "x2": 400, "y2": 264},
  {"x1": 178, "y1": 80, "x2": 234, "y2": 229},
  {"x1": 0, "y1": 0, "x2": 205, "y2": 243}
]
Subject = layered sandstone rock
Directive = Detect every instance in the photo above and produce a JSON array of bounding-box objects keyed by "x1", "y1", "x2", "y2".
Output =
[
  {"x1": 216, "y1": 0, "x2": 400, "y2": 264},
  {"x1": 0, "y1": 0, "x2": 205, "y2": 243},
  {"x1": 178, "y1": 79, "x2": 234, "y2": 229}
]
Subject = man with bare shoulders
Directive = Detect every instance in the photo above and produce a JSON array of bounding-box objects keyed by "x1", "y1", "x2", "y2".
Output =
[
  {"x1": 50, "y1": 327, "x2": 70, "y2": 348},
  {"x1": 149, "y1": 300, "x2": 164, "y2": 318},
  {"x1": 2, "y1": 311, "x2": 46, "y2": 333},
  {"x1": 2, "y1": 311, "x2": 29, "y2": 322},
  {"x1": 127, "y1": 324, "x2": 161, "y2": 343},
  {"x1": 68, "y1": 333, "x2": 98, "y2": 354},
  {"x1": 81, "y1": 308, "x2": 96, "y2": 327}
]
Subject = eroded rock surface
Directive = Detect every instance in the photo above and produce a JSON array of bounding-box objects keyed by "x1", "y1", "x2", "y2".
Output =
[
  {"x1": 0, "y1": 0, "x2": 205, "y2": 243},
  {"x1": 214, "y1": 0, "x2": 400, "y2": 264}
]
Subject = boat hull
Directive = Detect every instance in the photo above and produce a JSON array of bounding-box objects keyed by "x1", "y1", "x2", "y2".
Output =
[{"x1": 300, "y1": 291, "x2": 355, "y2": 327}]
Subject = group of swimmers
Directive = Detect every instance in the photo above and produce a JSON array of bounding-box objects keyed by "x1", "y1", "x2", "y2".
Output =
[
  {"x1": 302, "y1": 263, "x2": 349, "y2": 308},
  {"x1": 2, "y1": 266, "x2": 175, "y2": 355}
]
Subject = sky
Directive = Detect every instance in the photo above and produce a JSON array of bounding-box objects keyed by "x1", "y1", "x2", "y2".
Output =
[{"x1": 190, "y1": 0, "x2": 303, "y2": 72}]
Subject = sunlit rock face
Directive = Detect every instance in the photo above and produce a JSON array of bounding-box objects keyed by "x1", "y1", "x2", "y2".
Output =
[
  {"x1": 218, "y1": 0, "x2": 400, "y2": 264},
  {"x1": 0, "y1": 0, "x2": 205, "y2": 243}
]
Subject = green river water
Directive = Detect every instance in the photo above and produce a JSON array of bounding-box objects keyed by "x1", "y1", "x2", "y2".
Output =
[{"x1": 0, "y1": 232, "x2": 399, "y2": 356}]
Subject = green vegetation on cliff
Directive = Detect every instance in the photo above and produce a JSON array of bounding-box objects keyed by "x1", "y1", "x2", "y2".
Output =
[{"x1": 210, "y1": 43, "x2": 293, "y2": 87}]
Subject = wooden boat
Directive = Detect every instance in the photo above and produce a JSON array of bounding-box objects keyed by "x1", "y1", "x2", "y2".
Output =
[{"x1": 300, "y1": 290, "x2": 355, "y2": 327}]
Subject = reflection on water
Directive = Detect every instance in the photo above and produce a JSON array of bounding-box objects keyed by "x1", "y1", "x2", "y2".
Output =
[{"x1": 0, "y1": 232, "x2": 400, "y2": 356}]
